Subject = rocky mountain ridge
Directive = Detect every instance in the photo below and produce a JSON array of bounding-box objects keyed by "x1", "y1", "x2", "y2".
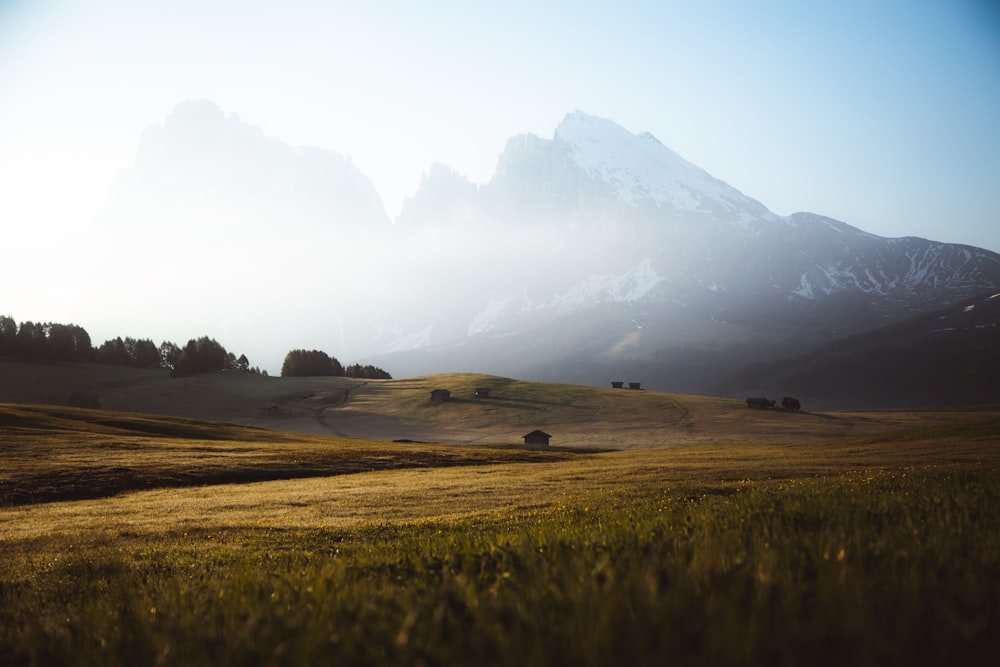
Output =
[
  {"x1": 94, "y1": 101, "x2": 1000, "y2": 403},
  {"x1": 381, "y1": 111, "x2": 1000, "y2": 368}
]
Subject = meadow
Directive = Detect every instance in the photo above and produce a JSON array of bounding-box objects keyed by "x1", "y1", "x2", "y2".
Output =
[{"x1": 1, "y1": 380, "x2": 999, "y2": 665}]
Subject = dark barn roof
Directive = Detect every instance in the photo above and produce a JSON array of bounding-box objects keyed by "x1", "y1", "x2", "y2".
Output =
[
  {"x1": 430, "y1": 389, "x2": 451, "y2": 403},
  {"x1": 522, "y1": 429, "x2": 552, "y2": 446}
]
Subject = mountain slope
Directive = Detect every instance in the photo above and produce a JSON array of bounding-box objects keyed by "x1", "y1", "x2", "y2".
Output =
[
  {"x1": 106, "y1": 99, "x2": 389, "y2": 231},
  {"x1": 375, "y1": 111, "x2": 1000, "y2": 399},
  {"x1": 89, "y1": 100, "x2": 396, "y2": 370},
  {"x1": 726, "y1": 291, "x2": 1000, "y2": 408},
  {"x1": 7, "y1": 361, "x2": 996, "y2": 449},
  {"x1": 82, "y1": 101, "x2": 1000, "y2": 405}
]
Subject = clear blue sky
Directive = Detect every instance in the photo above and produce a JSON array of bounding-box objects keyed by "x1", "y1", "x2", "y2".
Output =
[{"x1": 2, "y1": 0, "x2": 999, "y2": 254}]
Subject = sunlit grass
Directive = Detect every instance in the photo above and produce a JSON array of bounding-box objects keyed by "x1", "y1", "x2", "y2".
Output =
[
  {"x1": 2, "y1": 401, "x2": 999, "y2": 664},
  {"x1": 338, "y1": 373, "x2": 1000, "y2": 448},
  {"x1": 2, "y1": 468, "x2": 998, "y2": 666},
  {"x1": 0, "y1": 402, "x2": 576, "y2": 506}
]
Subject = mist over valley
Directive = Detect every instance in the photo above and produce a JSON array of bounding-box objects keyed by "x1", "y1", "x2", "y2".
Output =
[{"x1": 65, "y1": 100, "x2": 997, "y2": 408}]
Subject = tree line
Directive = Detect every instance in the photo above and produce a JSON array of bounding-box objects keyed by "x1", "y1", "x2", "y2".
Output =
[
  {"x1": 0, "y1": 318, "x2": 93, "y2": 363},
  {"x1": 1, "y1": 315, "x2": 390, "y2": 380},
  {"x1": 0, "y1": 316, "x2": 264, "y2": 376},
  {"x1": 280, "y1": 349, "x2": 391, "y2": 379}
]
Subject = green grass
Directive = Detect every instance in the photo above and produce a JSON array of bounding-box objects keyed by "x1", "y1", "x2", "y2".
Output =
[
  {"x1": 2, "y1": 468, "x2": 998, "y2": 666},
  {"x1": 2, "y1": 396, "x2": 1000, "y2": 665}
]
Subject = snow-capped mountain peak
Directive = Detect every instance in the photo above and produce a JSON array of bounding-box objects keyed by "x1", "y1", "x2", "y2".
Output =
[{"x1": 554, "y1": 110, "x2": 775, "y2": 226}]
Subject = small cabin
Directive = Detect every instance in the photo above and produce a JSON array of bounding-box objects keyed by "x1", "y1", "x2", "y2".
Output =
[
  {"x1": 611, "y1": 381, "x2": 624, "y2": 389},
  {"x1": 522, "y1": 430, "x2": 551, "y2": 446},
  {"x1": 628, "y1": 382, "x2": 642, "y2": 390},
  {"x1": 430, "y1": 389, "x2": 451, "y2": 404},
  {"x1": 745, "y1": 397, "x2": 776, "y2": 409},
  {"x1": 475, "y1": 388, "x2": 492, "y2": 398}
]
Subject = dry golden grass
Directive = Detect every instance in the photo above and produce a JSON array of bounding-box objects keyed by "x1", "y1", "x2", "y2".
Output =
[
  {"x1": 3, "y1": 370, "x2": 999, "y2": 545},
  {"x1": 5, "y1": 360, "x2": 999, "y2": 445},
  {"x1": 0, "y1": 402, "x2": 577, "y2": 508},
  {"x1": 3, "y1": 382, "x2": 1000, "y2": 666},
  {"x1": 3, "y1": 398, "x2": 997, "y2": 544},
  {"x1": 307, "y1": 372, "x2": 1000, "y2": 447}
]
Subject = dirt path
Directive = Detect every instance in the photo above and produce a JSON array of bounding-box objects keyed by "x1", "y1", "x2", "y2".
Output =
[
  {"x1": 247, "y1": 382, "x2": 373, "y2": 437},
  {"x1": 311, "y1": 382, "x2": 367, "y2": 436}
]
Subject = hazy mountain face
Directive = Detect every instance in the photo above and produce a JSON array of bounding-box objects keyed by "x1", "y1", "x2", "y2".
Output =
[
  {"x1": 378, "y1": 111, "x2": 1000, "y2": 384},
  {"x1": 94, "y1": 101, "x2": 392, "y2": 370},
  {"x1": 118, "y1": 100, "x2": 389, "y2": 229},
  {"x1": 94, "y1": 103, "x2": 1000, "y2": 388}
]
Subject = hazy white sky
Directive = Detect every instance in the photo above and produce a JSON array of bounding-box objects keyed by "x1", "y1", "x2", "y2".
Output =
[{"x1": 2, "y1": 0, "x2": 999, "y2": 350}]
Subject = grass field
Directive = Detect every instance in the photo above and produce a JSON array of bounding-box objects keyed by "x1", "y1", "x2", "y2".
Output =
[
  {"x1": 2, "y1": 374, "x2": 999, "y2": 665},
  {"x1": 4, "y1": 359, "x2": 997, "y2": 445}
]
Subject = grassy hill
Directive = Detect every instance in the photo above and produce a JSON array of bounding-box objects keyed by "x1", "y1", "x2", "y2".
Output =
[
  {"x1": 0, "y1": 401, "x2": 582, "y2": 507},
  {"x1": 2, "y1": 380, "x2": 1000, "y2": 663},
  {"x1": 3, "y1": 359, "x2": 999, "y2": 447}
]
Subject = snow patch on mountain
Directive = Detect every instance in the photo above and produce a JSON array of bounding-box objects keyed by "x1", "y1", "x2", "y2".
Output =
[
  {"x1": 464, "y1": 260, "x2": 663, "y2": 336},
  {"x1": 784, "y1": 239, "x2": 1000, "y2": 304},
  {"x1": 705, "y1": 281, "x2": 725, "y2": 293},
  {"x1": 540, "y1": 258, "x2": 662, "y2": 313},
  {"x1": 793, "y1": 274, "x2": 815, "y2": 299}
]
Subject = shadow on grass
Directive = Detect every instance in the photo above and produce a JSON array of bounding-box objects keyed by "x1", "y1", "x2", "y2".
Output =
[{"x1": 0, "y1": 449, "x2": 577, "y2": 507}]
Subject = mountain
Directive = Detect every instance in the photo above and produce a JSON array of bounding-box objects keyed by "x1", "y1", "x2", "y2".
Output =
[
  {"x1": 484, "y1": 111, "x2": 777, "y2": 229},
  {"x1": 87, "y1": 103, "x2": 1000, "y2": 404},
  {"x1": 91, "y1": 100, "x2": 393, "y2": 371},
  {"x1": 106, "y1": 99, "x2": 389, "y2": 231},
  {"x1": 373, "y1": 111, "x2": 1000, "y2": 398}
]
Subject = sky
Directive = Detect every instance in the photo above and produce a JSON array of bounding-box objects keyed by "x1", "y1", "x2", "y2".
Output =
[{"x1": 1, "y1": 0, "x2": 999, "y2": 355}]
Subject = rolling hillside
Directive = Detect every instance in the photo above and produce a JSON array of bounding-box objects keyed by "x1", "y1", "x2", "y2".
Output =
[
  {"x1": 3, "y1": 360, "x2": 997, "y2": 448},
  {"x1": 0, "y1": 401, "x2": 578, "y2": 507},
  {"x1": 727, "y1": 290, "x2": 1000, "y2": 408},
  {"x1": 3, "y1": 368, "x2": 999, "y2": 663}
]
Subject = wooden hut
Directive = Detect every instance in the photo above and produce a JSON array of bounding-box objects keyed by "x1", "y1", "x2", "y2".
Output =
[
  {"x1": 430, "y1": 389, "x2": 451, "y2": 404},
  {"x1": 522, "y1": 430, "x2": 551, "y2": 446},
  {"x1": 628, "y1": 382, "x2": 642, "y2": 390},
  {"x1": 611, "y1": 381, "x2": 624, "y2": 389},
  {"x1": 475, "y1": 388, "x2": 492, "y2": 398}
]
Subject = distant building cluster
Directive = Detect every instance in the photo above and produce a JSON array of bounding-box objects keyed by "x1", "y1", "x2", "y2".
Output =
[{"x1": 611, "y1": 381, "x2": 642, "y2": 390}]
